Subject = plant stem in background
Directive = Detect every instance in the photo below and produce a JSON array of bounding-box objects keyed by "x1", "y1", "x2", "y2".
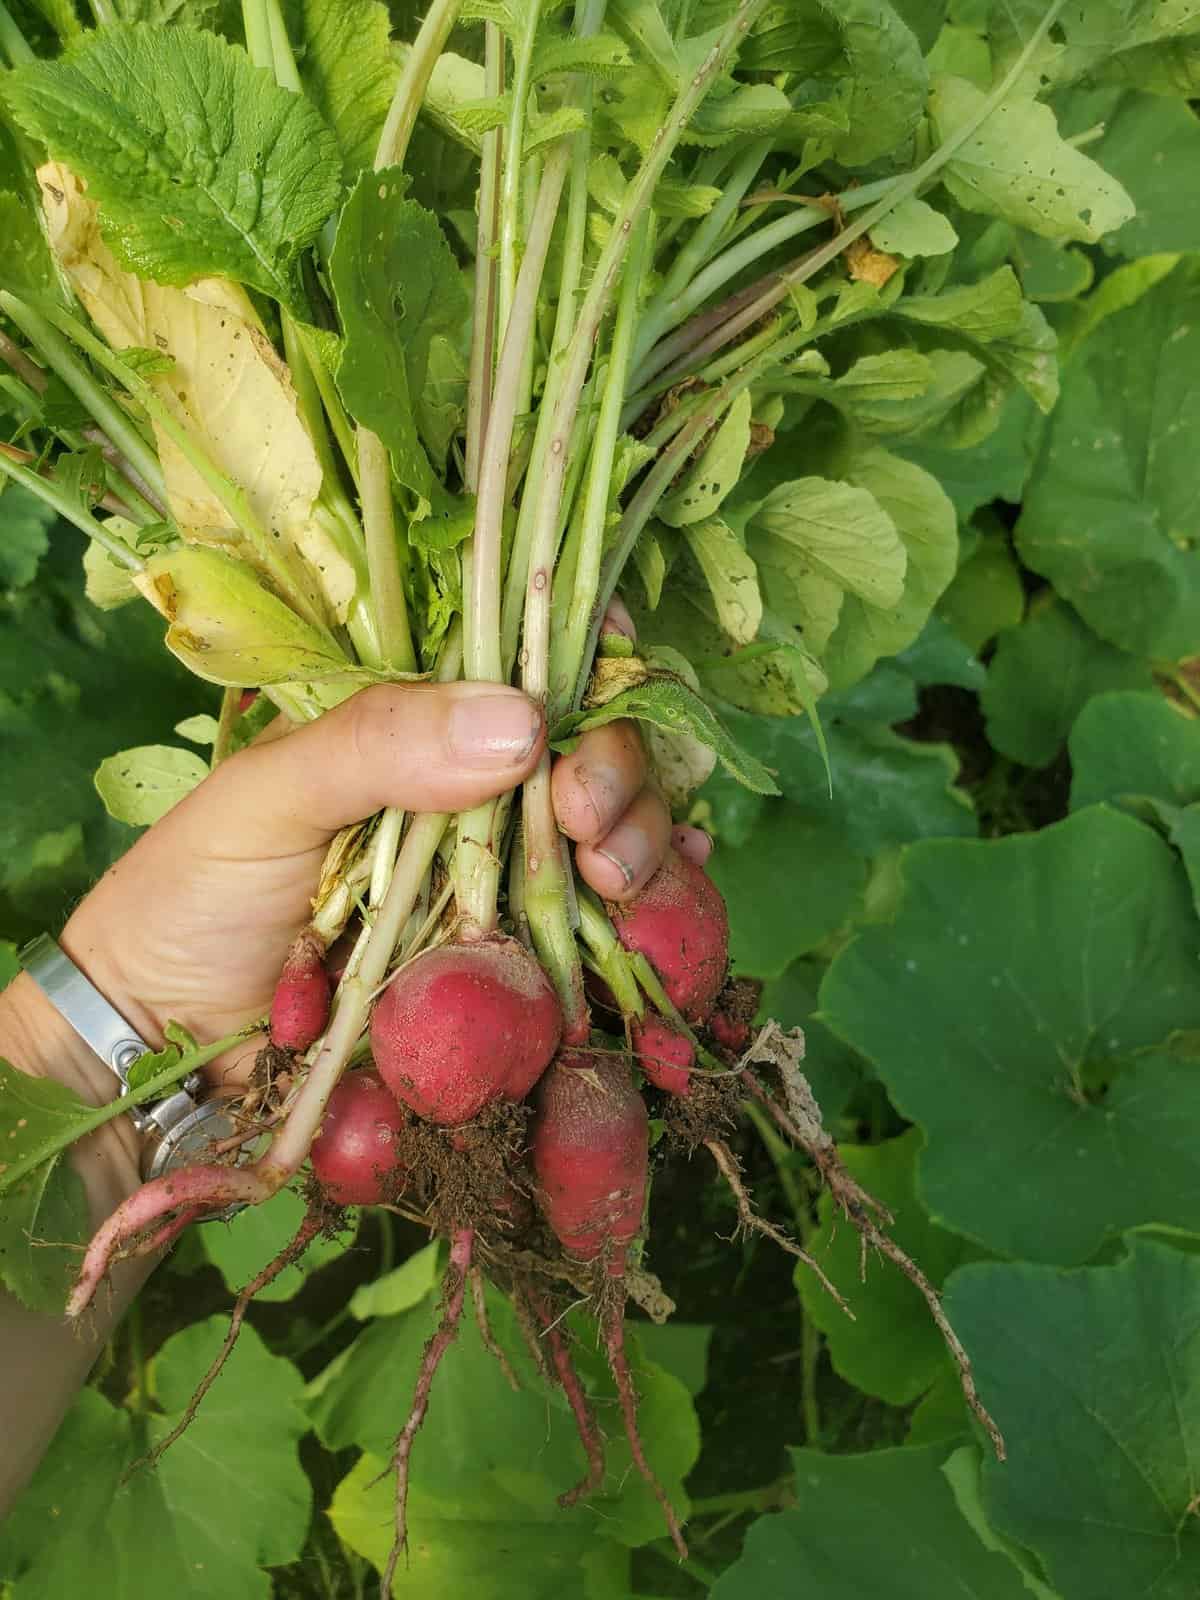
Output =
[
  {"x1": 0, "y1": 448, "x2": 144, "y2": 567},
  {"x1": 0, "y1": 0, "x2": 33, "y2": 63},
  {"x1": 374, "y1": 0, "x2": 463, "y2": 171}
]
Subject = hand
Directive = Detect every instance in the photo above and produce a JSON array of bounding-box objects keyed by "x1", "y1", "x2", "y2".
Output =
[{"x1": 42, "y1": 605, "x2": 710, "y2": 1087}]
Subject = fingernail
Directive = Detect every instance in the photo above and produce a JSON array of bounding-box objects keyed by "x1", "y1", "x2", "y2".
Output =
[
  {"x1": 595, "y1": 818, "x2": 655, "y2": 891},
  {"x1": 449, "y1": 691, "x2": 542, "y2": 766}
]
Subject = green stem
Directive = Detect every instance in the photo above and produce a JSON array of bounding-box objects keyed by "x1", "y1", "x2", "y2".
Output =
[
  {"x1": 688, "y1": 1481, "x2": 792, "y2": 1519},
  {"x1": 0, "y1": 1025, "x2": 259, "y2": 1196},
  {"x1": 241, "y1": 0, "x2": 274, "y2": 74},
  {"x1": 294, "y1": 323, "x2": 359, "y2": 487},
  {"x1": 0, "y1": 0, "x2": 33, "y2": 65},
  {"x1": 211, "y1": 686, "x2": 241, "y2": 766},
  {"x1": 498, "y1": 0, "x2": 543, "y2": 340},
  {"x1": 0, "y1": 294, "x2": 167, "y2": 507},
  {"x1": 0, "y1": 449, "x2": 144, "y2": 568},
  {"x1": 464, "y1": 22, "x2": 504, "y2": 495},
  {"x1": 576, "y1": 887, "x2": 643, "y2": 1020},
  {"x1": 263, "y1": 0, "x2": 301, "y2": 90},
  {"x1": 357, "y1": 427, "x2": 417, "y2": 672},
  {"x1": 645, "y1": 1541, "x2": 719, "y2": 1589},
  {"x1": 374, "y1": 0, "x2": 463, "y2": 171},
  {"x1": 551, "y1": 211, "x2": 651, "y2": 717}
]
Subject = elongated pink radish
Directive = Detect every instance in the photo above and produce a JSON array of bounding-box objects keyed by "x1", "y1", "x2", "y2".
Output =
[
  {"x1": 632, "y1": 1015, "x2": 695, "y2": 1096},
  {"x1": 270, "y1": 930, "x2": 331, "y2": 1051},
  {"x1": 371, "y1": 935, "x2": 561, "y2": 1125}
]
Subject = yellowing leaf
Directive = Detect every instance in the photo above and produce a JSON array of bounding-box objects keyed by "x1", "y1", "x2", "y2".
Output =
[
  {"x1": 38, "y1": 163, "x2": 355, "y2": 626},
  {"x1": 685, "y1": 517, "x2": 762, "y2": 645},
  {"x1": 846, "y1": 235, "x2": 901, "y2": 288},
  {"x1": 94, "y1": 743, "x2": 209, "y2": 825}
]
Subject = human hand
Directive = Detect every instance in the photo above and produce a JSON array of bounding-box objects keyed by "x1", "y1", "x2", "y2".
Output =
[{"x1": 43, "y1": 607, "x2": 709, "y2": 1088}]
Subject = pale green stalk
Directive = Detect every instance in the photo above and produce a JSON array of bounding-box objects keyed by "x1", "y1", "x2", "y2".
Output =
[
  {"x1": 374, "y1": 0, "x2": 463, "y2": 170},
  {"x1": 0, "y1": 449, "x2": 143, "y2": 569},
  {"x1": 263, "y1": 0, "x2": 302, "y2": 91},
  {"x1": 357, "y1": 428, "x2": 417, "y2": 671},
  {"x1": 498, "y1": 0, "x2": 544, "y2": 341},
  {"x1": 0, "y1": 294, "x2": 167, "y2": 507},
  {"x1": 241, "y1": 0, "x2": 274, "y2": 75},
  {"x1": 294, "y1": 325, "x2": 360, "y2": 486},
  {"x1": 464, "y1": 22, "x2": 505, "y2": 495},
  {"x1": 551, "y1": 211, "x2": 650, "y2": 717},
  {"x1": 0, "y1": 0, "x2": 33, "y2": 63}
]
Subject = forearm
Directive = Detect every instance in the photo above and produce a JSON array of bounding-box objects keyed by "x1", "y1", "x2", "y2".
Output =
[{"x1": 0, "y1": 974, "x2": 152, "y2": 1518}]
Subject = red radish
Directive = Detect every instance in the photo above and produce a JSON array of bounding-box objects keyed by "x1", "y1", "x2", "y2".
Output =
[
  {"x1": 530, "y1": 1050, "x2": 648, "y2": 1273},
  {"x1": 310, "y1": 1070, "x2": 409, "y2": 1206},
  {"x1": 710, "y1": 1009, "x2": 750, "y2": 1054},
  {"x1": 324, "y1": 924, "x2": 359, "y2": 986},
  {"x1": 610, "y1": 850, "x2": 728, "y2": 1023},
  {"x1": 370, "y1": 936, "x2": 561, "y2": 1125},
  {"x1": 633, "y1": 1015, "x2": 694, "y2": 1096},
  {"x1": 270, "y1": 929, "x2": 331, "y2": 1051}
]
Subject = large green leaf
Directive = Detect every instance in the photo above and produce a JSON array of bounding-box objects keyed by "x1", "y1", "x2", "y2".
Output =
[
  {"x1": 330, "y1": 174, "x2": 468, "y2": 512},
  {"x1": 708, "y1": 808, "x2": 865, "y2": 979},
  {"x1": 0, "y1": 1319, "x2": 311, "y2": 1598},
  {"x1": 710, "y1": 1443, "x2": 1035, "y2": 1599},
  {"x1": 812, "y1": 0, "x2": 928, "y2": 166},
  {"x1": 3, "y1": 25, "x2": 341, "y2": 308},
  {"x1": 820, "y1": 808, "x2": 1200, "y2": 1263},
  {"x1": 946, "y1": 1240, "x2": 1200, "y2": 1600},
  {"x1": 796, "y1": 1129, "x2": 986, "y2": 1405},
  {"x1": 1054, "y1": 87, "x2": 1200, "y2": 259},
  {"x1": 981, "y1": 597, "x2": 1154, "y2": 767},
  {"x1": 0, "y1": 486, "x2": 54, "y2": 591},
  {"x1": 1016, "y1": 260, "x2": 1200, "y2": 660},
  {"x1": 1069, "y1": 691, "x2": 1200, "y2": 814},
  {"x1": 0, "y1": 1057, "x2": 91, "y2": 1313},
  {"x1": 0, "y1": 544, "x2": 206, "y2": 941},
  {"x1": 309, "y1": 1280, "x2": 699, "y2": 1586},
  {"x1": 201, "y1": 1183, "x2": 358, "y2": 1303}
]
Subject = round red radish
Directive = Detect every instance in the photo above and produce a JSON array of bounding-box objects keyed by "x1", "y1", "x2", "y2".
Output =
[
  {"x1": 370, "y1": 936, "x2": 561, "y2": 1126},
  {"x1": 530, "y1": 1050, "x2": 648, "y2": 1272},
  {"x1": 632, "y1": 1015, "x2": 694, "y2": 1096},
  {"x1": 271, "y1": 930, "x2": 332, "y2": 1051},
  {"x1": 310, "y1": 1070, "x2": 409, "y2": 1206},
  {"x1": 610, "y1": 850, "x2": 728, "y2": 1022}
]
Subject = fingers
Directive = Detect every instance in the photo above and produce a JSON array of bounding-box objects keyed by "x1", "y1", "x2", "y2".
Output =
[
  {"x1": 186, "y1": 682, "x2": 545, "y2": 857},
  {"x1": 552, "y1": 721, "x2": 647, "y2": 845},
  {"x1": 576, "y1": 785, "x2": 674, "y2": 900},
  {"x1": 672, "y1": 825, "x2": 713, "y2": 867}
]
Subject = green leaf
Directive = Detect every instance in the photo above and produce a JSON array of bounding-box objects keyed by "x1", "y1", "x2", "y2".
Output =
[
  {"x1": 930, "y1": 75, "x2": 1135, "y2": 244},
  {"x1": 0, "y1": 1318, "x2": 312, "y2": 1597},
  {"x1": 937, "y1": 526, "x2": 1025, "y2": 654},
  {"x1": 311, "y1": 1285, "x2": 699, "y2": 1584},
  {"x1": 709, "y1": 808, "x2": 864, "y2": 978},
  {"x1": 755, "y1": 961, "x2": 863, "y2": 1122},
  {"x1": 797, "y1": 1129, "x2": 986, "y2": 1404},
  {"x1": 941, "y1": 1446, "x2": 1060, "y2": 1600},
  {"x1": 201, "y1": 1184, "x2": 357, "y2": 1302},
  {"x1": 658, "y1": 390, "x2": 752, "y2": 529},
  {"x1": 945, "y1": 1240, "x2": 1200, "y2": 1600},
  {"x1": 981, "y1": 598, "x2": 1154, "y2": 767},
  {"x1": 554, "y1": 672, "x2": 780, "y2": 795},
  {"x1": 93, "y1": 743, "x2": 208, "y2": 826},
  {"x1": 348, "y1": 1239, "x2": 441, "y2": 1319},
  {"x1": 871, "y1": 197, "x2": 959, "y2": 258},
  {"x1": 713, "y1": 700, "x2": 976, "y2": 854},
  {"x1": 901, "y1": 387, "x2": 1039, "y2": 520},
  {"x1": 141, "y1": 545, "x2": 350, "y2": 689},
  {"x1": 711, "y1": 1443, "x2": 1035, "y2": 1599},
  {"x1": 297, "y1": 0, "x2": 398, "y2": 180},
  {"x1": 1054, "y1": 87, "x2": 1200, "y2": 259},
  {"x1": 1069, "y1": 691, "x2": 1200, "y2": 815},
  {"x1": 632, "y1": 1321, "x2": 711, "y2": 1398},
  {"x1": 3, "y1": 26, "x2": 342, "y2": 309},
  {"x1": 821, "y1": 448, "x2": 959, "y2": 691},
  {"x1": 0, "y1": 1058, "x2": 91, "y2": 1314},
  {"x1": 821, "y1": 808, "x2": 1200, "y2": 1263},
  {"x1": 684, "y1": 517, "x2": 762, "y2": 645},
  {"x1": 751, "y1": 477, "x2": 906, "y2": 611},
  {"x1": 812, "y1": 0, "x2": 929, "y2": 166},
  {"x1": 0, "y1": 193, "x2": 54, "y2": 297},
  {"x1": 0, "y1": 484, "x2": 54, "y2": 590},
  {"x1": 330, "y1": 174, "x2": 468, "y2": 512},
  {"x1": 1017, "y1": 261, "x2": 1200, "y2": 660}
]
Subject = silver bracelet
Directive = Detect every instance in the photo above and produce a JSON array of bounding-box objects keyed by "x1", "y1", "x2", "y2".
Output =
[{"x1": 18, "y1": 933, "x2": 250, "y2": 1202}]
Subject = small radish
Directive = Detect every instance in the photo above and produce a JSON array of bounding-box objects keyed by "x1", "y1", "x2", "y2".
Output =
[
  {"x1": 370, "y1": 936, "x2": 561, "y2": 1125},
  {"x1": 270, "y1": 929, "x2": 331, "y2": 1051},
  {"x1": 632, "y1": 1015, "x2": 694, "y2": 1096},
  {"x1": 710, "y1": 1009, "x2": 750, "y2": 1055},
  {"x1": 530, "y1": 1050, "x2": 648, "y2": 1273},
  {"x1": 310, "y1": 1069, "x2": 409, "y2": 1206},
  {"x1": 610, "y1": 849, "x2": 728, "y2": 1022}
]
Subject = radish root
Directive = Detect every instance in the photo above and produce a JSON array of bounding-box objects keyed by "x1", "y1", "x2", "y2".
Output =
[{"x1": 604, "y1": 1302, "x2": 688, "y2": 1560}]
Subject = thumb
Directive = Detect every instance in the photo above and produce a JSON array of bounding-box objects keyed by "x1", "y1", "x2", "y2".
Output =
[{"x1": 192, "y1": 682, "x2": 545, "y2": 857}]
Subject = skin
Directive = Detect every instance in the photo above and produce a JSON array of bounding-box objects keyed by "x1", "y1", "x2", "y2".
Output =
[{"x1": 0, "y1": 614, "x2": 713, "y2": 1515}]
